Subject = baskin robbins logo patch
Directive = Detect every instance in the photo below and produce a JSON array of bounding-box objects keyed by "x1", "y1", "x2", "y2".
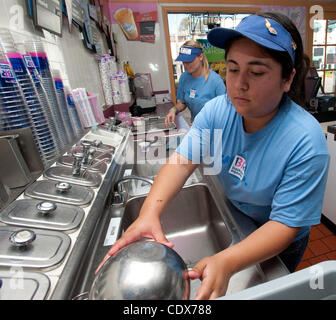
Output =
[{"x1": 229, "y1": 155, "x2": 246, "y2": 180}]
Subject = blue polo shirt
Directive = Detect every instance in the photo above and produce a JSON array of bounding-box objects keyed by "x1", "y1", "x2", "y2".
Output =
[
  {"x1": 176, "y1": 93, "x2": 330, "y2": 241},
  {"x1": 176, "y1": 70, "x2": 226, "y2": 121}
]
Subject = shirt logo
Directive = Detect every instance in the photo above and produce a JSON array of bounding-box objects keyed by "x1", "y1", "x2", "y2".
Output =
[{"x1": 229, "y1": 155, "x2": 246, "y2": 180}]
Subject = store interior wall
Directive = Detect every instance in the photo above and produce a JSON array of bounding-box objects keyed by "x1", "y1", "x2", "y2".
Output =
[
  {"x1": 107, "y1": 2, "x2": 309, "y2": 96},
  {"x1": 109, "y1": 6, "x2": 170, "y2": 93},
  {"x1": 0, "y1": 0, "x2": 108, "y2": 105}
]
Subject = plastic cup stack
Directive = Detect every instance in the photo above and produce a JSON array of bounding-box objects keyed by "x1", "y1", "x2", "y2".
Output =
[
  {"x1": 52, "y1": 69, "x2": 75, "y2": 143},
  {"x1": 24, "y1": 40, "x2": 69, "y2": 150},
  {"x1": 0, "y1": 29, "x2": 58, "y2": 166}
]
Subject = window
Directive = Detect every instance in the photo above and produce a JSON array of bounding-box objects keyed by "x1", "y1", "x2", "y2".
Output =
[
  {"x1": 167, "y1": 13, "x2": 249, "y2": 83},
  {"x1": 312, "y1": 19, "x2": 336, "y2": 95}
]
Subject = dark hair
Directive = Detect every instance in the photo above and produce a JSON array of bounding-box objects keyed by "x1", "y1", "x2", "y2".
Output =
[{"x1": 225, "y1": 12, "x2": 310, "y2": 107}]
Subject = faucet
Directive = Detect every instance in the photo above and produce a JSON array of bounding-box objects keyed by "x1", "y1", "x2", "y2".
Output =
[
  {"x1": 107, "y1": 117, "x2": 118, "y2": 132},
  {"x1": 81, "y1": 140, "x2": 93, "y2": 166},
  {"x1": 72, "y1": 152, "x2": 84, "y2": 176},
  {"x1": 112, "y1": 175, "x2": 154, "y2": 205}
]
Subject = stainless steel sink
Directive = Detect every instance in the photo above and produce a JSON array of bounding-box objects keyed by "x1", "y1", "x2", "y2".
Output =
[
  {"x1": 120, "y1": 184, "x2": 232, "y2": 268},
  {"x1": 132, "y1": 116, "x2": 177, "y2": 134}
]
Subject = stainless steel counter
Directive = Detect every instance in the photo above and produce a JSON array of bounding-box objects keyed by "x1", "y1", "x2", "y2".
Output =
[
  {"x1": 50, "y1": 110, "x2": 289, "y2": 300},
  {"x1": 0, "y1": 105, "x2": 290, "y2": 300}
]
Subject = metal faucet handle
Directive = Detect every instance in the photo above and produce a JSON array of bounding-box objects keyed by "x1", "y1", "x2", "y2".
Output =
[
  {"x1": 73, "y1": 152, "x2": 84, "y2": 160},
  {"x1": 92, "y1": 140, "x2": 102, "y2": 148},
  {"x1": 80, "y1": 140, "x2": 93, "y2": 147},
  {"x1": 112, "y1": 191, "x2": 125, "y2": 206},
  {"x1": 80, "y1": 140, "x2": 93, "y2": 153},
  {"x1": 72, "y1": 152, "x2": 84, "y2": 176},
  {"x1": 88, "y1": 147, "x2": 96, "y2": 157}
]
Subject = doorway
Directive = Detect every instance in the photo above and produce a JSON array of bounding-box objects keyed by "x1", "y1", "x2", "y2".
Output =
[{"x1": 161, "y1": 6, "x2": 259, "y2": 102}]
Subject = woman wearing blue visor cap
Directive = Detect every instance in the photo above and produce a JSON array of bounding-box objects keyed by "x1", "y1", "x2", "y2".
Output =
[
  {"x1": 98, "y1": 13, "x2": 329, "y2": 299},
  {"x1": 165, "y1": 40, "x2": 226, "y2": 126}
]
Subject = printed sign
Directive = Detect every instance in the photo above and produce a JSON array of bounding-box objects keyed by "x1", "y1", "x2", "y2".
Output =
[
  {"x1": 103, "y1": 217, "x2": 122, "y2": 246},
  {"x1": 197, "y1": 39, "x2": 225, "y2": 63},
  {"x1": 109, "y1": 2, "x2": 158, "y2": 42}
]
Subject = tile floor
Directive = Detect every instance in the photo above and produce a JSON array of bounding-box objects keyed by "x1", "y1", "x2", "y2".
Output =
[{"x1": 295, "y1": 219, "x2": 336, "y2": 271}]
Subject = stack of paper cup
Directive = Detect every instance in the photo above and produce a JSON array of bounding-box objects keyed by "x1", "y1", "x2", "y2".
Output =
[
  {"x1": 110, "y1": 74, "x2": 120, "y2": 105},
  {"x1": 108, "y1": 55, "x2": 118, "y2": 74},
  {"x1": 112, "y1": 89, "x2": 122, "y2": 105},
  {"x1": 72, "y1": 88, "x2": 97, "y2": 127},
  {"x1": 98, "y1": 56, "x2": 113, "y2": 105},
  {"x1": 119, "y1": 70, "x2": 131, "y2": 103}
]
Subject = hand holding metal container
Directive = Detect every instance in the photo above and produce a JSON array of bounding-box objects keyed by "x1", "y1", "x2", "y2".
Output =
[{"x1": 89, "y1": 240, "x2": 190, "y2": 300}]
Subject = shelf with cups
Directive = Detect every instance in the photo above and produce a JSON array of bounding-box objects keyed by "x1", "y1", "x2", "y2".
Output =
[{"x1": 102, "y1": 95, "x2": 135, "y2": 118}]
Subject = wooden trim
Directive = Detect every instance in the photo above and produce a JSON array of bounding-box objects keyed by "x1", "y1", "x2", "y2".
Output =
[
  {"x1": 161, "y1": 7, "x2": 175, "y2": 103},
  {"x1": 304, "y1": 6, "x2": 336, "y2": 69},
  {"x1": 158, "y1": 0, "x2": 335, "y2": 6},
  {"x1": 106, "y1": 0, "x2": 336, "y2": 7},
  {"x1": 305, "y1": 3, "x2": 313, "y2": 67},
  {"x1": 162, "y1": 6, "x2": 260, "y2": 103}
]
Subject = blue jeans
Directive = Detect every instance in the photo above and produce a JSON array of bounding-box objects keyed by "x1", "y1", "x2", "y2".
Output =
[{"x1": 278, "y1": 233, "x2": 310, "y2": 273}]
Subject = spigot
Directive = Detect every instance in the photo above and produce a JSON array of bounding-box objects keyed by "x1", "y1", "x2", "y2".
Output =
[
  {"x1": 112, "y1": 175, "x2": 154, "y2": 205},
  {"x1": 81, "y1": 140, "x2": 93, "y2": 166},
  {"x1": 92, "y1": 140, "x2": 102, "y2": 148},
  {"x1": 87, "y1": 147, "x2": 96, "y2": 165},
  {"x1": 107, "y1": 117, "x2": 117, "y2": 131},
  {"x1": 72, "y1": 152, "x2": 84, "y2": 176}
]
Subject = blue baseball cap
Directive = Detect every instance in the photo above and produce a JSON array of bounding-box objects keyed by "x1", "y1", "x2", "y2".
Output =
[
  {"x1": 175, "y1": 46, "x2": 203, "y2": 62},
  {"x1": 207, "y1": 15, "x2": 296, "y2": 64}
]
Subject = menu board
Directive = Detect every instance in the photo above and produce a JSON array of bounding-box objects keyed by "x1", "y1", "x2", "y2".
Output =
[
  {"x1": 110, "y1": 3, "x2": 158, "y2": 43},
  {"x1": 32, "y1": 0, "x2": 62, "y2": 37}
]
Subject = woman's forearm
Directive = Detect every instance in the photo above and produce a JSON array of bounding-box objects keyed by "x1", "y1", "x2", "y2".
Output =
[
  {"x1": 174, "y1": 100, "x2": 187, "y2": 113},
  {"x1": 139, "y1": 152, "x2": 198, "y2": 219},
  {"x1": 218, "y1": 220, "x2": 299, "y2": 275}
]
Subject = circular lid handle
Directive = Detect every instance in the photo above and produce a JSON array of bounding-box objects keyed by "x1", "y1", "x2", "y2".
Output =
[
  {"x1": 55, "y1": 182, "x2": 72, "y2": 193},
  {"x1": 9, "y1": 229, "x2": 36, "y2": 247},
  {"x1": 36, "y1": 201, "x2": 57, "y2": 215}
]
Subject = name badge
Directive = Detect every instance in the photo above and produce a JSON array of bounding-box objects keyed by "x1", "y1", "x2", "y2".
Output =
[{"x1": 189, "y1": 89, "x2": 196, "y2": 99}]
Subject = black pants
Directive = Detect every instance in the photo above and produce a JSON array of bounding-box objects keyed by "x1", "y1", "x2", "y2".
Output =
[{"x1": 278, "y1": 233, "x2": 310, "y2": 273}]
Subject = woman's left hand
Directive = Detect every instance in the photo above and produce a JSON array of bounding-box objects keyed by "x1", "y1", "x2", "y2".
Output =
[{"x1": 188, "y1": 253, "x2": 233, "y2": 300}]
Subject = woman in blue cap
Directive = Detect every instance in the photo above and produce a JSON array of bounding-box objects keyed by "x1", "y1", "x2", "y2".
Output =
[
  {"x1": 165, "y1": 39, "x2": 226, "y2": 126},
  {"x1": 99, "y1": 13, "x2": 329, "y2": 299}
]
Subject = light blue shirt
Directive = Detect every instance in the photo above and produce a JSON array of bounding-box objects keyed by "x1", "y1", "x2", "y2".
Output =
[
  {"x1": 176, "y1": 70, "x2": 226, "y2": 121},
  {"x1": 176, "y1": 93, "x2": 330, "y2": 241}
]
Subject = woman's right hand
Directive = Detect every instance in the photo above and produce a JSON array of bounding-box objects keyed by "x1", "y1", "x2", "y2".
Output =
[
  {"x1": 95, "y1": 215, "x2": 173, "y2": 274},
  {"x1": 165, "y1": 109, "x2": 176, "y2": 127}
]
